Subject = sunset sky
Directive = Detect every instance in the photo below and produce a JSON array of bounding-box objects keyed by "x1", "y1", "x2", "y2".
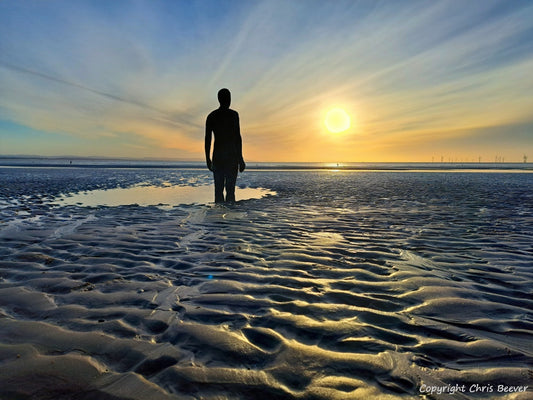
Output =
[{"x1": 1, "y1": 0, "x2": 532, "y2": 162}]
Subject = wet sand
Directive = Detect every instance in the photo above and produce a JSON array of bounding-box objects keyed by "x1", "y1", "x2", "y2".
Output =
[{"x1": 0, "y1": 167, "x2": 532, "y2": 399}]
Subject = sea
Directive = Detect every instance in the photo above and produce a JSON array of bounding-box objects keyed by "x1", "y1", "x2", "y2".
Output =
[{"x1": 0, "y1": 156, "x2": 531, "y2": 171}]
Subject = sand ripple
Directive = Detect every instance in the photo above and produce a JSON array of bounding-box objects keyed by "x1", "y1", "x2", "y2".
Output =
[{"x1": 1, "y1": 168, "x2": 532, "y2": 399}]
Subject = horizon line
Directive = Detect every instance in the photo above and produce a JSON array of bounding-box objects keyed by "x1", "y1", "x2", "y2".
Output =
[{"x1": 0, "y1": 154, "x2": 530, "y2": 166}]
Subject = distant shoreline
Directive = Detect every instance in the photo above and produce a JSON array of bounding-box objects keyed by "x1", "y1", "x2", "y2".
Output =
[{"x1": 0, "y1": 157, "x2": 531, "y2": 172}]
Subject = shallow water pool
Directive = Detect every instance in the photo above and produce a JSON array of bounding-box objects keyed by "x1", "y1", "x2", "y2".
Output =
[{"x1": 52, "y1": 183, "x2": 276, "y2": 208}]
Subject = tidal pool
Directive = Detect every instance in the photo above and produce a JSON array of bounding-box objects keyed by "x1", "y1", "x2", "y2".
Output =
[{"x1": 53, "y1": 184, "x2": 276, "y2": 208}]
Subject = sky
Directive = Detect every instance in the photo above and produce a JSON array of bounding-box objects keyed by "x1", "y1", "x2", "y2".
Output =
[{"x1": 1, "y1": 0, "x2": 532, "y2": 163}]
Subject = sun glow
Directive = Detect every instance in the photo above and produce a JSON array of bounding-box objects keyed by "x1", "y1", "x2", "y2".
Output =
[{"x1": 324, "y1": 108, "x2": 351, "y2": 133}]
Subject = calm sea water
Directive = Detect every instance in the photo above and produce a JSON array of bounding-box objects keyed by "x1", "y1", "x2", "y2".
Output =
[{"x1": 0, "y1": 156, "x2": 531, "y2": 171}]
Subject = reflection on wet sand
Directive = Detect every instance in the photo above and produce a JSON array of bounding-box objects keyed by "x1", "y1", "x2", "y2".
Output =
[{"x1": 0, "y1": 167, "x2": 531, "y2": 399}]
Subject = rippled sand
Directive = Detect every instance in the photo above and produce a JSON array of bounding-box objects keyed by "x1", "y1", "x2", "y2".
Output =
[{"x1": 0, "y1": 168, "x2": 532, "y2": 399}]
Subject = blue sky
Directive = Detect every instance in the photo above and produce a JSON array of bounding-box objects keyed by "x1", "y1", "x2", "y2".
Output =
[{"x1": 1, "y1": 0, "x2": 532, "y2": 162}]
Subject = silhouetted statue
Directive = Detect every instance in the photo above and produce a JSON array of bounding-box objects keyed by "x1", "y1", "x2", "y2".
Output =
[{"x1": 205, "y1": 88, "x2": 246, "y2": 203}]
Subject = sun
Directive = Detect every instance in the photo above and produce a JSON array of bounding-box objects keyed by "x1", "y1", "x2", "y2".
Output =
[{"x1": 324, "y1": 108, "x2": 351, "y2": 133}]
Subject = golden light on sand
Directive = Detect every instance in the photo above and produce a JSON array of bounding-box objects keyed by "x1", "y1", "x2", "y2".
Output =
[{"x1": 324, "y1": 108, "x2": 351, "y2": 133}]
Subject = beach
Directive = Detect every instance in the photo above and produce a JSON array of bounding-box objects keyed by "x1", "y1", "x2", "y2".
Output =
[{"x1": 0, "y1": 166, "x2": 531, "y2": 399}]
